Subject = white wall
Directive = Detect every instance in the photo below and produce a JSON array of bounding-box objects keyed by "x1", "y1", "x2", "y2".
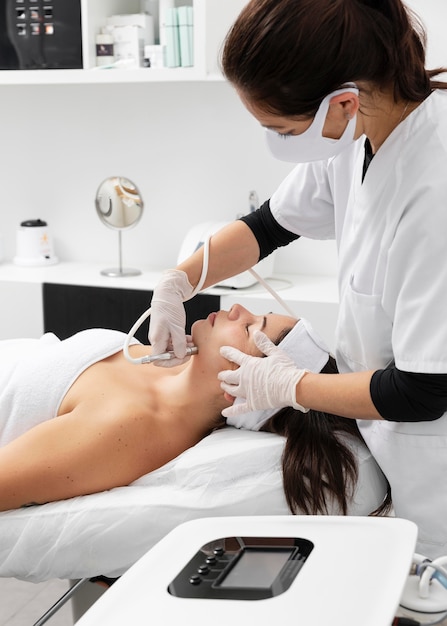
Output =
[
  {"x1": 0, "y1": 80, "x2": 300, "y2": 273},
  {"x1": 406, "y1": 0, "x2": 447, "y2": 70},
  {"x1": 0, "y1": 0, "x2": 445, "y2": 277}
]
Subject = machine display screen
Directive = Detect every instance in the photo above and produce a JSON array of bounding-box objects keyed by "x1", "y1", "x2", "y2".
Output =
[
  {"x1": 168, "y1": 536, "x2": 313, "y2": 600},
  {"x1": 218, "y1": 549, "x2": 293, "y2": 589}
]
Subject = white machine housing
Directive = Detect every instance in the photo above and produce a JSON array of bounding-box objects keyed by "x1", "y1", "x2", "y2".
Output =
[
  {"x1": 13, "y1": 219, "x2": 58, "y2": 267},
  {"x1": 177, "y1": 221, "x2": 276, "y2": 289},
  {"x1": 77, "y1": 515, "x2": 417, "y2": 626}
]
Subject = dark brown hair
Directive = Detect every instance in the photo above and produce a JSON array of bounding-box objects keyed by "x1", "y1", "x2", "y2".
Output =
[
  {"x1": 262, "y1": 355, "x2": 391, "y2": 515},
  {"x1": 222, "y1": 0, "x2": 447, "y2": 117}
]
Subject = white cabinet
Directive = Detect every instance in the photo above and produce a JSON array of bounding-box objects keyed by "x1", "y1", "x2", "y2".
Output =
[
  {"x1": 0, "y1": 263, "x2": 339, "y2": 348},
  {"x1": 0, "y1": 0, "x2": 246, "y2": 85},
  {"x1": 0, "y1": 281, "x2": 43, "y2": 339}
]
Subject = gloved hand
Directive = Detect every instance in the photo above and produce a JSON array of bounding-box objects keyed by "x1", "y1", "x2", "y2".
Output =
[
  {"x1": 149, "y1": 269, "x2": 194, "y2": 367},
  {"x1": 218, "y1": 330, "x2": 309, "y2": 418}
]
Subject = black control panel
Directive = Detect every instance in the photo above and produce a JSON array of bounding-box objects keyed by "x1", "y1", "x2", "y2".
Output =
[{"x1": 168, "y1": 536, "x2": 314, "y2": 601}]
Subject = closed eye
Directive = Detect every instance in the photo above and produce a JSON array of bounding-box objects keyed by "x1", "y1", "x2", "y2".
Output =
[
  {"x1": 266, "y1": 124, "x2": 296, "y2": 137},
  {"x1": 245, "y1": 316, "x2": 267, "y2": 337},
  {"x1": 277, "y1": 131, "x2": 293, "y2": 138}
]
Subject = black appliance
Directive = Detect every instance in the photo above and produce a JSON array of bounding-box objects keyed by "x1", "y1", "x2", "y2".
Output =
[{"x1": 0, "y1": 0, "x2": 82, "y2": 69}]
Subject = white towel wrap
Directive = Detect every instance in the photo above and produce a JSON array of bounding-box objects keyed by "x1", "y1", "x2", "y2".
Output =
[
  {"x1": 0, "y1": 329, "x2": 138, "y2": 447},
  {"x1": 226, "y1": 318, "x2": 331, "y2": 431}
]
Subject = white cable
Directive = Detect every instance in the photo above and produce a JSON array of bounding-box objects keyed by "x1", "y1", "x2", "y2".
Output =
[
  {"x1": 248, "y1": 267, "x2": 296, "y2": 317},
  {"x1": 123, "y1": 235, "x2": 298, "y2": 365},
  {"x1": 419, "y1": 555, "x2": 447, "y2": 598},
  {"x1": 123, "y1": 307, "x2": 153, "y2": 364},
  {"x1": 123, "y1": 237, "x2": 211, "y2": 364},
  {"x1": 189, "y1": 234, "x2": 210, "y2": 298}
]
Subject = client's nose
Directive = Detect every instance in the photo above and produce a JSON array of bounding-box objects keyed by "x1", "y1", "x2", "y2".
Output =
[{"x1": 228, "y1": 304, "x2": 249, "y2": 320}]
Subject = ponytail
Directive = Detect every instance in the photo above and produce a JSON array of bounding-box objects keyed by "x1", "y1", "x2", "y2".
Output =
[{"x1": 262, "y1": 356, "x2": 392, "y2": 516}]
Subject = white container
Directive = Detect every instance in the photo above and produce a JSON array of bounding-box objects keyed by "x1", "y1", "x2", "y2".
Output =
[
  {"x1": 106, "y1": 14, "x2": 154, "y2": 44},
  {"x1": 144, "y1": 44, "x2": 164, "y2": 68},
  {"x1": 96, "y1": 33, "x2": 114, "y2": 67},
  {"x1": 14, "y1": 219, "x2": 58, "y2": 267},
  {"x1": 111, "y1": 25, "x2": 146, "y2": 67},
  {"x1": 140, "y1": 0, "x2": 160, "y2": 42}
]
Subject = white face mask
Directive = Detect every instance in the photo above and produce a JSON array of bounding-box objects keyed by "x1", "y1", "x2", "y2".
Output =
[{"x1": 265, "y1": 87, "x2": 359, "y2": 163}]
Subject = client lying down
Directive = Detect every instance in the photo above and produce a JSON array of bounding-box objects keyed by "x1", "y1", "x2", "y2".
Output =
[{"x1": 0, "y1": 304, "x2": 388, "y2": 515}]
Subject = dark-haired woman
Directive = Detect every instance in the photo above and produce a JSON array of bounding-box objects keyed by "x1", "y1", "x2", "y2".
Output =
[
  {"x1": 148, "y1": 0, "x2": 447, "y2": 557},
  {"x1": 0, "y1": 305, "x2": 386, "y2": 516}
]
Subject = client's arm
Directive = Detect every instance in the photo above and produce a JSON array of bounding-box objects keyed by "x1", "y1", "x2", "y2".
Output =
[{"x1": 0, "y1": 403, "x2": 174, "y2": 511}]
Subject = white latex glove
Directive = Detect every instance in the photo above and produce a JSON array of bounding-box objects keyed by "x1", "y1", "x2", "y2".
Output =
[
  {"x1": 149, "y1": 269, "x2": 194, "y2": 366},
  {"x1": 218, "y1": 330, "x2": 309, "y2": 418}
]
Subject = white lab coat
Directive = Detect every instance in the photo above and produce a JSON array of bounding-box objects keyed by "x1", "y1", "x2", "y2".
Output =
[{"x1": 270, "y1": 90, "x2": 447, "y2": 558}]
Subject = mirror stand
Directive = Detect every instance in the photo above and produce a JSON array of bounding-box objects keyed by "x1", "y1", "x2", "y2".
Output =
[
  {"x1": 100, "y1": 230, "x2": 142, "y2": 277},
  {"x1": 95, "y1": 176, "x2": 144, "y2": 278}
]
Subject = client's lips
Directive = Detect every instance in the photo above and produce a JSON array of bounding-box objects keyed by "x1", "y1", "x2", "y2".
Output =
[{"x1": 208, "y1": 312, "x2": 217, "y2": 326}]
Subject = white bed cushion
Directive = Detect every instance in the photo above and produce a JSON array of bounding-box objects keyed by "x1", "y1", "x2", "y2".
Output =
[{"x1": 0, "y1": 427, "x2": 387, "y2": 582}]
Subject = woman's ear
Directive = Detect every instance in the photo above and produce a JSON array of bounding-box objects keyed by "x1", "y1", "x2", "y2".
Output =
[{"x1": 329, "y1": 92, "x2": 360, "y2": 120}]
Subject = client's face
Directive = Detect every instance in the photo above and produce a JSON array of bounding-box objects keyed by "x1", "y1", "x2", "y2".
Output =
[{"x1": 191, "y1": 304, "x2": 297, "y2": 369}]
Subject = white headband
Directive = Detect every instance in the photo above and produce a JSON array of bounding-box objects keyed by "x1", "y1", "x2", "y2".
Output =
[{"x1": 226, "y1": 318, "x2": 330, "y2": 431}]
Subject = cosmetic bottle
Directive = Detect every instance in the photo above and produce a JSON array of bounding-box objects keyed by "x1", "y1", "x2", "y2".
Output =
[
  {"x1": 159, "y1": 0, "x2": 174, "y2": 48},
  {"x1": 96, "y1": 32, "x2": 114, "y2": 67},
  {"x1": 165, "y1": 7, "x2": 180, "y2": 68},
  {"x1": 178, "y1": 6, "x2": 193, "y2": 67}
]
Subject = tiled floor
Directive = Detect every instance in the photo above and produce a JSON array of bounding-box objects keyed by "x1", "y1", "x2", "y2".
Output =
[{"x1": 0, "y1": 578, "x2": 73, "y2": 626}]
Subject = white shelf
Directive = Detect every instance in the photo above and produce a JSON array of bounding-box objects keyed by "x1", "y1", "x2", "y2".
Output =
[
  {"x1": 0, "y1": 261, "x2": 338, "y2": 301},
  {"x1": 0, "y1": 67, "x2": 206, "y2": 86},
  {"x1": 0, "y1": 261, "x2": 162, "y2": 291},
  {"x1": 0, "y1": 0, "x2": 246, "y2": 85}
]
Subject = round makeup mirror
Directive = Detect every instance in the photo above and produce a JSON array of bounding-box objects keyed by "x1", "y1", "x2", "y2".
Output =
[{"x1": 95, "y1": 176, "x2": 144, "y2": 277}]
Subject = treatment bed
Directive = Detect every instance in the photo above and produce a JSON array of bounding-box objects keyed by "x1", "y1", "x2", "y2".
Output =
[{"x1": 0, "y1": 426, "x2": 387, "y2": 583}]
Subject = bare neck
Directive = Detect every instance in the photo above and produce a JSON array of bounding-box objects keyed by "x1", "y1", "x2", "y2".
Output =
[
  {"x1": 129, "y1": 348, "x2": 228, "y2": 432},
  {"x1": 356, "y1": 83, "x2": 420, "y2": 153}
]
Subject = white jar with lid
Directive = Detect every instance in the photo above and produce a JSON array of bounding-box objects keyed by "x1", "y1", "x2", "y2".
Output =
[{"x1": 14, "y1": 219, "x2": 58, "y2": 266}]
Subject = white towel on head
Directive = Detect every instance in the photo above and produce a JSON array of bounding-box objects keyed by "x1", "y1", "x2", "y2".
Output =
[{"x1": 226, "y1": 318, "x2": 331, "y2": 431}]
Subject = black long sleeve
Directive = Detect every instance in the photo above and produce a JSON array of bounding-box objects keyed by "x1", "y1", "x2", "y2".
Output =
[
  {"x1": 239, "y1": 200, "x2": 299, "y2": 261},
  {"x1": 370, "y1": 368, "x2": 447, "y2": 422}
]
